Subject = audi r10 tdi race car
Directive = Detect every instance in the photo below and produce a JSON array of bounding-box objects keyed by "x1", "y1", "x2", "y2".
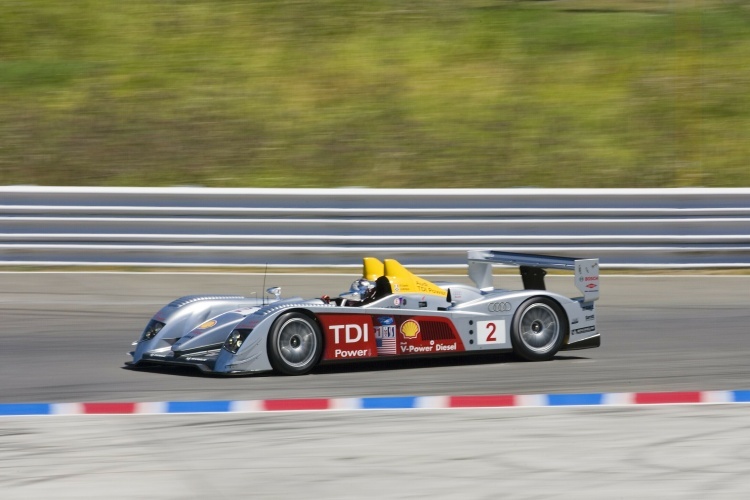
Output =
[{"x1": 127, "y1": 251, "x2": 600, "y2": 375}]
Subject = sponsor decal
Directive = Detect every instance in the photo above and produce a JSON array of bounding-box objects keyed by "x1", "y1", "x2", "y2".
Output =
[
  {"x1": 585, "y1": 315, "x2": 595, "y2": 321},
  {"x1": 393, "y1": 284, "x2": 400, "y2": 292},
  {"x1": 318, "y1": 314, "x2": 375, "y2": 360},
  {"x1": 573, "y1": 326, "x2": 596, "y2": 335},
  {"x1": 435, "y1": 342, "x2": 458, "y2": 352},
  {"x1": 377, "y1": 316, "x2": 395, "y2": 326},
  {"x1": 375, "y1": 317, "x2": 397, "y2": 354},
  {"x1": 329, "y1": 323, "x2": 369, "y2": 344},
  {"x1": 393, "y1": 298, "x2": 401, "y2": 306},
  {"x1": 400, "y1": 344, "x2": 433, "y2": 354},
  {"x1": 334, "y1": 348, "x2": 370, "y2": 358},
  {"x1": 488, "y1": 302, "x2": 511, "y2": 313},
  {"x1": 586, "y1": 283, "x2": 597, "y2": 289},
  {"x1": 585, "y1": 276, "x2": 598, "y2": 281},
  {"x1": 197, "y1": 320, "x2": 217, "y2": 330},
  {"x1": 400, "y1": 319, "x2": 421, "y2": 339},
  {"x1": 396, "y1": 339, "x2": 458, "y2": 354},
  {"x1": 478, "y1": 320, "x2": 507, "y2": 345},
  {"x1": 375, "y1": 325, "x2": 396, "y2": 339},
  {"x1": 419, "y1": 301, "x2": 427, "y2": 308},
  {"x1": 572, "y1": 318, "x2": 579, "y2": 325}
]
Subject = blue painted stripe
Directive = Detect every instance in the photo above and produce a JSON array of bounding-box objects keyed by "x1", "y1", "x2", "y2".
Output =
[
  {"x1": 361, "y1": 396, "x2": 417, "y2": 409},
  {"x1": 547, "y1": 393, "x2": 604, "y2": 406},
  {"x1": 166, "y1": 400, "x2": 232, "y2": 413},
  {"x1": 0, "y1": 403, "x2": 52, "y2": 416},
  {"x1": 732, "y1": 390, "x2": 750, "y2": 403}
]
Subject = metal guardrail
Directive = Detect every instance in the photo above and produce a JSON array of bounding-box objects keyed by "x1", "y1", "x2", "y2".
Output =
[{"x1": 1, "y1": 186, "x2": 749, "y2": 268}]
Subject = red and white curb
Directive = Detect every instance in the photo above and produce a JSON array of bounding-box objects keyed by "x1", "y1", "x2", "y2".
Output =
[{"x1": 2, "y1": 390, "x2": 749, "y2": 416}]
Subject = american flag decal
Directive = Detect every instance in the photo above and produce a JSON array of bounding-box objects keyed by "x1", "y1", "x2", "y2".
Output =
[
  {"x1": 375, "y1": 324, "x2": 397, "y2": 355},
  {"x1": 376, "y1": 337, "x2": 397, "y2": 355}
]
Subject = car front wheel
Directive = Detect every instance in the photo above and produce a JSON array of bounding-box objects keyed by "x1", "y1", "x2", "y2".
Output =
[{"x1": 267, "y1": 312, "x2": 323, "y2": 375}]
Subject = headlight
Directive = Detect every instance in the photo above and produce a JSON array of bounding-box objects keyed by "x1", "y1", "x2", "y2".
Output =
[
  {"x1": 224, "y1": 329, "x2": 252, "y2": 354},
  {"x1": 140, "y1": 319, "x2": 165, "y2": 341}
]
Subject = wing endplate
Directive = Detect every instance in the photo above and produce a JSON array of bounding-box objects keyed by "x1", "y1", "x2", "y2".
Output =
[{"x1": 574, "y1": 258, "x2": 600, "y2": 302}]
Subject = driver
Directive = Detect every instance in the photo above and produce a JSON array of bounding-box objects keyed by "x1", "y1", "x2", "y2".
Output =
[
  {"x1": 337, "y1": 278, "x2": 376, "y2": 306},
  {"x1": 347, "y1": 278, "x2": 377, "y2": 301}
]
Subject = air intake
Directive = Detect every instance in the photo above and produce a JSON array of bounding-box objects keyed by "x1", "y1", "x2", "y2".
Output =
[{"x1": 419, "y1": 321, "x2": 455, "y2": 341}]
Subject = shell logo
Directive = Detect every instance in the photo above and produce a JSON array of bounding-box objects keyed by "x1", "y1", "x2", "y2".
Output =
[
  {"x1": 198, "y1": 319, "x2": 217, "y2": 330},
  {"x1": 400, "y1": 319, "x2": 420, "y2": 339}
]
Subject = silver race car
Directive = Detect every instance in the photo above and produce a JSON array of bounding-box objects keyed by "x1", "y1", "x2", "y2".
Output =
[{"x1": 127, "y1": 251, "x2": 600, "y2": 375}]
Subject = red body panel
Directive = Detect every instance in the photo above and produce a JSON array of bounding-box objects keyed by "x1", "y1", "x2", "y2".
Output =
[
  {"x1": 318, "y1": 313, "x2": 464, "y2": 361},
  {"x1": 318, "y1": 314, "x2": 376, "y2": 361},
  {"x1": 394, "y1": 315, "x2": 464, "y2": 355}
]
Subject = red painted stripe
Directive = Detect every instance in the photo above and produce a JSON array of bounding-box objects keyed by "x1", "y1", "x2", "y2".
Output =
[
  {"x1": 262, "y1": 398, "x2": 330, "y2": 411},
  {"x1": 448, "y1": 395, "x2": 516, "y2": 408},
  {"x1": 82, "y1": 402, "x2": 137, "y2": 414},
  {"x1": 634, "y1": 392, "x2": 703, "y2": 405}
]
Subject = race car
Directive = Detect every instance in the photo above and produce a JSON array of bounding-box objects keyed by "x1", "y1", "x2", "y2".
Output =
[{"x1": 127, "y1": 250, "x2": 600, "y2": 375}]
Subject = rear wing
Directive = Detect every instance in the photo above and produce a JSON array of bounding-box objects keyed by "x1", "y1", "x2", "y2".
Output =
[{"x1": 467, "y1": 250, "x2": 600, "y2": 302}]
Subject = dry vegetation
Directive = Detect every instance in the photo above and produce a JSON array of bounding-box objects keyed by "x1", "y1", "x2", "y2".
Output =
[{"x1": 1, "y1": 0, "x2": 749, "y2": 187}]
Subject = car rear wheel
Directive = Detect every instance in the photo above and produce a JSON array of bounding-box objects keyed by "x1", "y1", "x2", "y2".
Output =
[
  {"x1": 511, "y1": 297, "x2": 566, "y2": 361},
  {"x1": 267, "y1": 312, "x2": 323, "y2": 375}
]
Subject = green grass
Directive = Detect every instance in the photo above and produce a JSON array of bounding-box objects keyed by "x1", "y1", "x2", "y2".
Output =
[{"x1": 1, "y1": 0, "x2": 749, "y2": 188}]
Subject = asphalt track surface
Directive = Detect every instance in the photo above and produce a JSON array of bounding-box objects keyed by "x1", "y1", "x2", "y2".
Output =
[
  {"x1": 1, "y1": 273, "x2": 750, "y2": 499},
  {"x1": 1, "y1": 273, "x2": 749, "y2": 402},
  {"x1": 3, "y1": 406, "x2": 750, "y2": 500}
]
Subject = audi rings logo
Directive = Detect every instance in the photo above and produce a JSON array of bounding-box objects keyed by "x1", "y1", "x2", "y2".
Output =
[{"x1": 488, "y1": 302, "x2": 512, "y2": 312}]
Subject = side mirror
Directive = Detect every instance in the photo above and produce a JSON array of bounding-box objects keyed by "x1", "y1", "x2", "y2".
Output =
[{"x1": 266, "y1": 287, "x2": 281, "y2": 300}]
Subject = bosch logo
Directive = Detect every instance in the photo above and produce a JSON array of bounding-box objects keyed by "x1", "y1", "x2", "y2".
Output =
[{"x1": 488, "y1": 302, "x2": 512, "y2": 312}]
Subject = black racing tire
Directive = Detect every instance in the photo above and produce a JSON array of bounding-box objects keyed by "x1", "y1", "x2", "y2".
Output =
[
  {"x1": 510, "y1": 297, "x2": 566, "y2": 361},
  {"x1": 267, "y1": 312, "x2": 323, "y2": 375}
]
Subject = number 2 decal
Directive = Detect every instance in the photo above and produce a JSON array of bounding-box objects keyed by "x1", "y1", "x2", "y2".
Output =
[
  {"x1": 485, "y1": 322, "x2": 497, "y2": 342},
  {"x1": 477, "y1": 320, "x2": 506, "y2": 345}
]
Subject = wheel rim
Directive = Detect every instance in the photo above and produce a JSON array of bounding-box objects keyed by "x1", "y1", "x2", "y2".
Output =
[
  {"x1": 518, "y1": 303, "x2": 560, "y2": 354},
  {"x1": 277, "y1": 317, "x2": 318, "y2": 368}
]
